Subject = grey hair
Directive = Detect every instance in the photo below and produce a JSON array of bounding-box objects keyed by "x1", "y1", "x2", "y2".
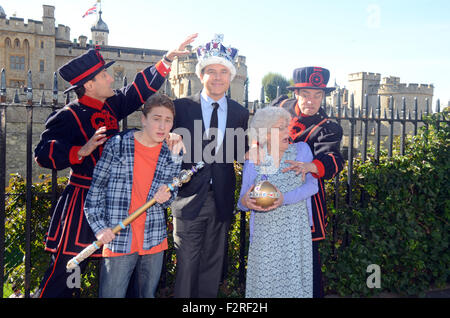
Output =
[{"x1": 249, "y1": 106, "x2": 291, "y2": 146}]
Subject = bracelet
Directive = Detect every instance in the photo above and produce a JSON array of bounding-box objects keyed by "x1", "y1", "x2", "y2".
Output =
[{"x1": 163, "y1": 54, "x2": 173, "y2": 63}]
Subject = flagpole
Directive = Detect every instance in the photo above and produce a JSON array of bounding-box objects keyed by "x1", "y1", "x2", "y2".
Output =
[{"x1": 97, "y1": 0, "x2": 101, "y2": 18}]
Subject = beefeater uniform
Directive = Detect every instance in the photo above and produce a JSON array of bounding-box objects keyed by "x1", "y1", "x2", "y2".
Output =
[
  {"x1": 271, "y1": 66, "x2": 344, "y2": 298},
  {"x1": 34, "y1": 47, "x2": 170, "y2": 297}
]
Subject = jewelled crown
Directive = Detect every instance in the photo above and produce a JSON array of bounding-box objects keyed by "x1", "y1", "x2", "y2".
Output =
[
  {"x1": 195, "y1": 34, "x2": 238, "y2": 81},
  {"x1": 196, "y1": 34, "x2": 238, "y2": 62}
]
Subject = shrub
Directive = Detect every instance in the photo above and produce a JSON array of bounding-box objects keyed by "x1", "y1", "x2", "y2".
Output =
[
  {"x1": 321, "y1": 112, "x2": 450, "y2": 296},
  {"x1": 4, "y1": 174, "x2": 99, "y2": 298}
]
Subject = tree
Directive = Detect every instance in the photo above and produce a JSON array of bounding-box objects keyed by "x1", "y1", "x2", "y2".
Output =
[{"x1": 261, "y1": 73, "x2": 291, "y2": 102}]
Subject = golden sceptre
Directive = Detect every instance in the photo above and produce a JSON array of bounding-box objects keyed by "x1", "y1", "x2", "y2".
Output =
[{"x1": 66, "y1": 161, "x2": 204, "y2": 270}]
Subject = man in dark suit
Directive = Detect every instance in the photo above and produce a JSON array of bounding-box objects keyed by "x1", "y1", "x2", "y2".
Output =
[{"x1": 171, "y1": 35, "x2": 249, "y2": 298}]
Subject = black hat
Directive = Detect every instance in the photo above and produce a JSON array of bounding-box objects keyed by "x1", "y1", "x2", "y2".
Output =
[
  {"x1": 58, "y1": 47, "x2": 115, "y2": 93},
  {"x1": 287, "y1": 66, "x2": 335, "y2": 94}
]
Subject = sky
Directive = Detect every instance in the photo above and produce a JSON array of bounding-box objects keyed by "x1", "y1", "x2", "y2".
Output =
[{"x1": 3, "y1": 0, "x2": 450, "y2": 109}]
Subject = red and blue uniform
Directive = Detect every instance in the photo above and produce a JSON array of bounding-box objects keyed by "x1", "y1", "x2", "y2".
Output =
[{"x1": 34, "y1": 61, "x2": 170, "y2": 297}]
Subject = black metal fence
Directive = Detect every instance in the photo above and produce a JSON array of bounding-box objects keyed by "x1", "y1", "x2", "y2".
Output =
[{"x1": 0, "y1": 68, "x2": 448, "y2": 297}]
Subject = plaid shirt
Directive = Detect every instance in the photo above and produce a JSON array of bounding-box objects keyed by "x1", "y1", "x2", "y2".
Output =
[{"x1": 84, "y1": 129, "x2": 182, "y2": 254}]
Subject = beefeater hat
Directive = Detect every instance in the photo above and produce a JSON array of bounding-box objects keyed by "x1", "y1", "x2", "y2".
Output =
[
  {"x1": 59, "y1": 46, "x2": 115, "y2": 93},
  {"x1": 287, "y1": 66, "x2": 335, "y2": 95}
]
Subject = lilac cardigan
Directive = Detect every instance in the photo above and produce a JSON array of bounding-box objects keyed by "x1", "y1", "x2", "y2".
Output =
[{"x1": 237, "y1": 142, "x2": 318, "y2": 241}]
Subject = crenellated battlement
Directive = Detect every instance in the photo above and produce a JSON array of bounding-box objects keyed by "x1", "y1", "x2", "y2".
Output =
[
  {"x1": 378, "y1": 81, "x2": 434, "y2": 95},
  {"x1": 348, "y1": 72, "x2": 381, "y2": 82},
  {"x1": 0, "y1": 10, "x2": 70, "y2": 38}
]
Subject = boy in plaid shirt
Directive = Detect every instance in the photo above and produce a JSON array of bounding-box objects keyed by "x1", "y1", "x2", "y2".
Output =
[{"x1": 84, "y1": 94, "x2": 183, "y2": 298}]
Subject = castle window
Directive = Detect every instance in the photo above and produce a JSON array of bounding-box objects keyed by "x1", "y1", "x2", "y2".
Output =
[
  {"x1": 40, "y1": 41, "x2": 44, "y2": 49},
  {"x1": 14, "y1": 39, "x2": 20, "y2": 48},
  {"x1": 10, "y1": 55, "x2": 25, "y2": 70},
  {"x1": 40, "y1": 60, "x2": 45, "y2": 72},
  {"x1": 10, "y1": 80, "x2": 25, "y2": 88},
  {"x1": 114, "y1": 70, "x2": 124, "y2": 83},
  {"x1": 5, "y1": 38, "x2": 11, "y2": 48}
]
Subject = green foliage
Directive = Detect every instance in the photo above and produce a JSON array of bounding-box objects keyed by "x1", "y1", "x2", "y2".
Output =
[
  {"x1": 261, "y1": 72, "x2": 291, "y2": 102},
  {"x1": 321, "y1": 112, "x2": 450, "y2": 297},
  {"x1": 3, "y1": 174, "x2": 99, "y2": 298}
]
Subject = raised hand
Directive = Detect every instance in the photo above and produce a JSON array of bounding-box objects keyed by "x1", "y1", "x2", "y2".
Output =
[{"x1": 165, "y1": 33, "x2": 198, "y2": 61}]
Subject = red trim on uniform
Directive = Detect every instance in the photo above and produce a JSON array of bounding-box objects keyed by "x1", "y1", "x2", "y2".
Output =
[
  {"x1": 304, "y1": 118, "x2": 328, "y2": 142},
  {"x1": 328, "y1": 153, "x2": 339, "y2": 177},
  {"x1": 294, "y1": 82, "x2": 326, "y2": 88},
  {"x1": 312, "y1": 159, "x2": 325, "y2": 179},
  {"x1": 40, "y1": 185, "x2": 79, "y2": 297},
  {"x1": 78, "y1": 95, "x2": 104, "y2": 111},
  {"x1": 140, "y1": 71, "x2": 158, "y2": 93},
  {"x1": 73, "y1": 188, "x2": 100, "y2": 254},
  {"x1": 69, "y1": 146, "x2": 83, "y2": 165},
  {"x1": 70, "y1": 61, "x2": 104, "y2": 85},
  {"x1": 133, "y1": 82, "x2": 145, "y2": 104},
  {"x1": 39, "y1": 242, "x2": 63, "y2": 297},
  {"x1": 62, "y1": 187, "x2": 79, "y2": 255},
  {"x1": 319, "y1": 177, "x2": 325, "y2": 201},
  {"x1": 68, "y1": 181, "x2": 90, "y2": 189},
  {"x1": 314, "y1": 194, "x2": 326, "y2": 238},
  {"x1": 70, "y1": 173, "x2": 92, "y2": 180},
  {"x1": 104, "y1": 101, "x2": 117, "y2": 118},
  {"x1": 67, "y1": 107, "x2": 97, "y2": 166},
  {"x1": 75, "y1": 188, "x2": 90, "y2": 247},
  {"x1": 155, "y1": 60, "x2": 170, "y2": 77},
  {"x1": 67, "y1": 108, "x2": 89, "y2": 141},
  {"x1": 49, "y1": 140, "x2": 57, "y2": 169}
]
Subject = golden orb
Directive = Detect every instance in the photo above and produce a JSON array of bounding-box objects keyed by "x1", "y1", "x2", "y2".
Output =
[{"x1": 249, "y1": 180, "x2": 280, "y2": 209}]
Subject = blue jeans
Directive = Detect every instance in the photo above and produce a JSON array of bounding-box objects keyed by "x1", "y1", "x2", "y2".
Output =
[{"x1": 99, "y1": 252, "x2": 164, "y2": 298}]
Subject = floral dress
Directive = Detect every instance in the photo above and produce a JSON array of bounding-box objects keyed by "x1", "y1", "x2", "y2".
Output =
[{"x1": 238, "y1": 142, "x2": 318, "y2": 298}]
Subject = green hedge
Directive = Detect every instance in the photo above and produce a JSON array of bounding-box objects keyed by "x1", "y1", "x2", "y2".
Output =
[{"x1": 321, "y1": 112, "x2": 449, "y2": 297}]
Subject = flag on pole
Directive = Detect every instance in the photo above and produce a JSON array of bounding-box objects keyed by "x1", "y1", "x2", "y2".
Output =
[{"x1": 82, "y1": 3, "x2": 98, "y2": 18}]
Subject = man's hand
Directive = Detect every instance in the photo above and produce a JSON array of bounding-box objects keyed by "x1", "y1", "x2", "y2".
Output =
[
  {"x1": 154, "y1": 185, "x2": 171, "y2": 204},
  {"x1": 166, "y1": 133, "x2": 186, "y2": 155},
  {"x1": 78, "y1": 126, "x2": 108, "y2": 159},
  {"x1": 95, "y1": 228, "x2": 115, "y2": 245},
  {"x1": 165, "y1": 33, "x2": 198, "y2": 61},
  {"x1": 282, "y1": 160, "x2": 318, "y2": 181}
]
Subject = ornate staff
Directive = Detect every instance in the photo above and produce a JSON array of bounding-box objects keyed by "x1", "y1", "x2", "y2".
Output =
[{"x1": 67, "y1": 161, "x2": 204, "y2": 270}]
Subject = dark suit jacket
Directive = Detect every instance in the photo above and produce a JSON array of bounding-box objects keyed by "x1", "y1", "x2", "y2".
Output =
[{"x1": 171, "y1": 93, "x2": 249, "y2": 221}]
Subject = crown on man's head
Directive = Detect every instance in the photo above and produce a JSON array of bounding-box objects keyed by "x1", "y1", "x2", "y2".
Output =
[{"x1": 196, "y1": 34, "x2": 238, "y2": 63}]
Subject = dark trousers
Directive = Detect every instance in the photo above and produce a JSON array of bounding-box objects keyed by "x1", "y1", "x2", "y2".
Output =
[
  {"x1": 173, "y1": 191, "x2": 229, "y2": 298},
  {"x1": 312, "y1": 240, "x2": 324, "y2": 298}
]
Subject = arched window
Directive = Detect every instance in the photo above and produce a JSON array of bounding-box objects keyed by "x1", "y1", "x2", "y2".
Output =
[
  {"x1": 5, "y1": 37, "x2": 11, "y2": 47},
  {"x1": 14, "y1": 38, "x2": 20, "y2": 48}
]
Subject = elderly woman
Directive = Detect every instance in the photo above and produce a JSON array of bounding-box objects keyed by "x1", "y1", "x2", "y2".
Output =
[{"x1": 238, "y1": 107, "x2": 318, "y2": 298}]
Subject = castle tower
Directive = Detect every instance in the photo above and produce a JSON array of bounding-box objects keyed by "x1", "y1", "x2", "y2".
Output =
[
  {"x1": 0, "y1": 5, "x2": 6, "y2": 19},
  {"x1": 91, "y1": 10, "x2": 109, "y2": 46},
  {"x1": 42, "y1": 5, "x2": 56, "y2": 35},
  {"x1": 347, "y1": 72, "x2": 381, "y2": 110}
]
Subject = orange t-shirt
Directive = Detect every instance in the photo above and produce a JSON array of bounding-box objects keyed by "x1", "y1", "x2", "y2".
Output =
[{"x1": 103, "y1": 138, "x2": 168, "y2": 257}]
